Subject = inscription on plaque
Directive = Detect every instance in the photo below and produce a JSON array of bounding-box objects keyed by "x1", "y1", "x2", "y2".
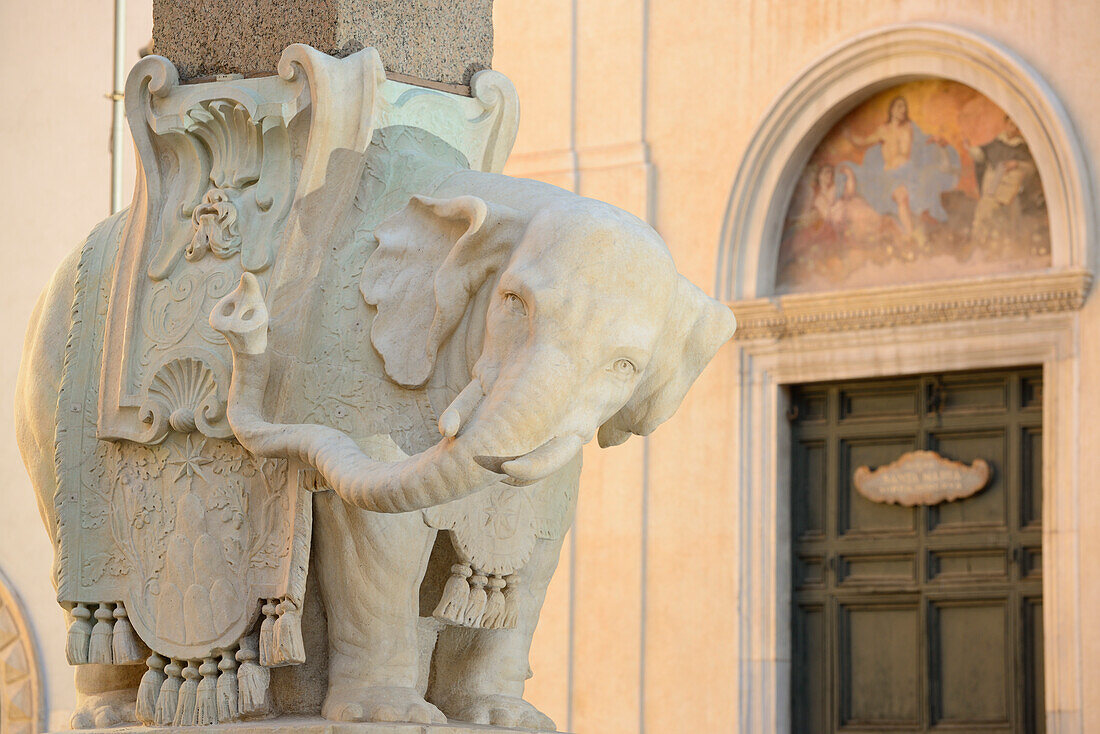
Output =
[{"x1": 853, "y1": 450, "x2": 991, "y2": 506}]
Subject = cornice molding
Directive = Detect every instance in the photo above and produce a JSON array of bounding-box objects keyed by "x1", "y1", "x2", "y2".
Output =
[{"x1": 730, "y1": 269, "x2": 1092, "y2": 340}]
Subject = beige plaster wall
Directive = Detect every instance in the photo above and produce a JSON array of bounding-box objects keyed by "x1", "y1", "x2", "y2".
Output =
[
  {"x1": 0, "y1": 0, "x2": 152, "y2": 728},
  {"x1": 492, "y1": 1, "x2": 1100, "y2": 732}
]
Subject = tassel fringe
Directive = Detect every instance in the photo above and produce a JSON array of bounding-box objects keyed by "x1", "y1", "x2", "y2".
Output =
[
  {"x1": 501, "y1": 574, "x2": 520, "y2": 629},
  {"x1": 433, "y1": 563, "x2": 472, "y2": 624},
  {"x1": 111, "y1": 604, "x2": 145, "y2": 664},
  {"x1": 65, "y1": 603, "x2": 92, "y2": 665},
  {"x1": 434, "y1": 567, "x2": 522, "y2": 630},
  {"x1": 173, "y1": 661, "x2": 199, "y2": 726},
  {"x1": 135, "y1": 653, "x2": 165, "y2": 725},
  {"x1": 87, "y1": 603, "x2": 114, "y2": 664},
  {"x1": 236, "y1": 636, "x2": 269, "y2": 718},
  {"x1": 195, "y1": 658, "x2": 218, "y2": 725},
  {"x1": 480, "y1": 576, "x2": 507, "y2": 629},
  {"x1": 153, "y1": 659, "x2": 182, "y2": 726},
  {"x1": 216, "y1": 650, "x2": 239, "y2": 722},
  {"x1": 270, "y1": 599, "x2": 306, "y2": 666},
  {"x1": 462, "y1": 574, "x2": 488, "y2": 627},
  {"x1": 258, "y1": 601, "x2": 276, "y2": 667}
]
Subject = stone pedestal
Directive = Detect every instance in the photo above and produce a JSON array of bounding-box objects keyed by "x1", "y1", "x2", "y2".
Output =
[
  {"x1": 53, "y1": 718, "x2": 562, "y2": 734},
  {"x1": 153, "y1": 0, "x2": 493, "y2": 84}
]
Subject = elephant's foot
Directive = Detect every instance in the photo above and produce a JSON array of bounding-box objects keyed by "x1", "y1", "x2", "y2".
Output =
[
  {"x1": 69, "y1": 689, "x2": 138, "y2": 729},
  {"x1": 441, "y1": 693, "x2": 556, "y2": 731},
  {"x1": 322, "y1": 685, "x2": 446, "y2": 725}
]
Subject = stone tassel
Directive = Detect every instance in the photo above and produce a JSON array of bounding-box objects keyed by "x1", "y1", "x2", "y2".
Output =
[
  {"x1": 65, "y1": 603, "x2": 92, "y2": 665},
  {"x1": 153, "y1": 659, "x2": 182, "y2": 725},
  {"x1": 173, "y1": 661, "x2": 199, "y2": 726},
  {"x1": 195, "y1": 657, "x2": 219, "y2": 725},
  {"x1": 216, "y1": 650, "x2": 239, "y2": 722},
  {"x1": 111, "y1": 604, "x2": 145, "y2": 664},
  {"x1": 480, "y1": 576, "x2": 507, "y2": 629},
  {"x1": 258, "y1": 600, "x2": 277, "y2": 667},
  {"x1": 432, "y1": 563, "x2": 472, "y2": 624},
  {"x1": 135, "y1": 652, "x2": 166, "y2": 724},
  {"x1": 501, "y1": 574, "x2": 521, "y2": 629},
  {"x1": 271, "y1": 599, "x2": 306, "y2": 666},
  {"x1": 236, "y1": 636, "x2": 270, "y2": 717},
  {"x1": 462, "y1": 573, "x2": 489, "y2": 627},
  {"x1": 87, "y1": 603, "x2": 114, "y2": 664}
]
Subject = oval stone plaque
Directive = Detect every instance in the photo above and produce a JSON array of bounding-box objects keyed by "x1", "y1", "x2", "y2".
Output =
[{"x1": 853, "y1": 450, "x2": 991, "y2": 506}]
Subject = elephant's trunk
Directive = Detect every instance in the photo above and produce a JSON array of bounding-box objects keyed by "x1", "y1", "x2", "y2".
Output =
[{"x1": 212, "y1": 274, "x2": 505, "y2": 513}]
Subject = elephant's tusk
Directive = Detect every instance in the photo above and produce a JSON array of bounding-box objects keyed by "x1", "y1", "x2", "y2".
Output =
[
  {"x1": 500, "y1": 434, "x2": 583, "y2": 484},
  {"x1": 438, "y1": 377, "x2": 484, "y2": 438}
]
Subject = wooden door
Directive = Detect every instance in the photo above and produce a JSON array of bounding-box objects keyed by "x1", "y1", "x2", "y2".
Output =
[{"x1": 790, "y1": 368, "x2": 1044, "y2": 733}]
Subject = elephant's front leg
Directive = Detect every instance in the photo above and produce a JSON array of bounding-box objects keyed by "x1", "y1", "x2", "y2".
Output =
[
  {"x1": 313, "y1": 492, "x2": 445, "y2": 724},
  {"x1": 427, "y1": 534, "x2": 565, "y2": 731},
  {"x1": 68, "y1": 662, "x2": 144, "y2": 728}
]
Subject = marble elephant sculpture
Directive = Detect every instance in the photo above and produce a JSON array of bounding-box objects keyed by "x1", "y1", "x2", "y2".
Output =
[
  {"x1": 209, "y1": 166, "x2": 737, "y2": 729},
  {"x1": 18, "y1": 160, "x2": 736, "y2": 729}
]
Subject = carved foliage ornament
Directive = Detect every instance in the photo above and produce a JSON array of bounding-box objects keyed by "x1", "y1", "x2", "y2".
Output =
[{"x1": 853, "y1": 449, "x2": 991, "y2": 506}]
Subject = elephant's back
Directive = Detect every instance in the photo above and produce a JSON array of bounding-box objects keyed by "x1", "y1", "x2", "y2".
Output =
[{"x1": 16, "y1": 211, "x2": 127, "y2": 541}]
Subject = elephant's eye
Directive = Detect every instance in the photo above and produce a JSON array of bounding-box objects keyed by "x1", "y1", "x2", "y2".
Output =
[
  {"x1": 502, "y1": 291, "x2": 528, "y2": 316},
  {"x1": 610, "y1": 358, "x2": 636, "y2": 376}
]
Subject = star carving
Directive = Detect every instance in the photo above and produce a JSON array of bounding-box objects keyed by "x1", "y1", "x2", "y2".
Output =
[
  {"x1": 481, "y1": 489, "x2": 521, "y2": 539},
  {"x1": 167, "y1": 435, "x2": 213, "y2": 483}
]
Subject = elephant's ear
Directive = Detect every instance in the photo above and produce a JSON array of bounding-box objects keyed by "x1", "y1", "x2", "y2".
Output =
[
  {"x1": 362, "y1": 194, "x2": 525, "y2": 388},
  {"x1": 597, "y1": 277, "x2": 737, "y2": 448}
]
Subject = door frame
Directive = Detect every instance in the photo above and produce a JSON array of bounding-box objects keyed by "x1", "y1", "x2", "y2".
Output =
[{"x1": 730, "y1": 312, "x2": 1080, "y2": 733}]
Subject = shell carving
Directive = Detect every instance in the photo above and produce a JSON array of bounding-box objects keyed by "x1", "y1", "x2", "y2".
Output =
[{"x1": 139, "y1": 357, "x2": 230, "y2": 440}]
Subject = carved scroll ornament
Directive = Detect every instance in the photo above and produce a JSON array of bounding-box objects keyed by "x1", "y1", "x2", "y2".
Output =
[{"x1": 853, "y1": 450, "x2": 991, "y2": 506}]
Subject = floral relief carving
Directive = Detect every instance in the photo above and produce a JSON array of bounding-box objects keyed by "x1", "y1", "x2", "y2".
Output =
[{"x1": 81, "y1": 440, "x2": 171, "y2": 588}]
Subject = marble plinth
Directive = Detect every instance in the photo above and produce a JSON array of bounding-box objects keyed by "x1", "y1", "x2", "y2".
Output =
[{"x1": 54, "y1": 718, "x2": 563, "y2": 734}]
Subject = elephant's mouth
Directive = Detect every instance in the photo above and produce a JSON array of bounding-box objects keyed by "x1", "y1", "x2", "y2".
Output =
[{"x1": 474, "y1": 434, "x2": 583, "y2": 487}]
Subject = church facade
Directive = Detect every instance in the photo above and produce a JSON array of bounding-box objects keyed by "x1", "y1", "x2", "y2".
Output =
[{"x1": 493, "y1": 4, "x2": 1100, "y2": 733}]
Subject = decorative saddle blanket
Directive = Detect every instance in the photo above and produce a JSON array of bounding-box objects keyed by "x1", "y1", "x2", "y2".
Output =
[{"x1": 54, "y1": 212, "x2": 312, "y2": 726}]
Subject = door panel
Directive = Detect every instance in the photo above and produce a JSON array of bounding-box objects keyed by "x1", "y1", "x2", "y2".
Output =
[
  {"x1": 841, "y1": 602, "x2": 921, "y2": 726},
  {"x1": 790, "y1": 368, "x2": 1044, "y2": 733},
  {"x1": 793, "y1": 603, "x2": 828, "y2": 734},
  {"x1": 931, "y1": 599, "x2": 1009, "y2": 724},
  {"x1": 1021, "y1": 427, "x2": 1042, "y2": 527}
]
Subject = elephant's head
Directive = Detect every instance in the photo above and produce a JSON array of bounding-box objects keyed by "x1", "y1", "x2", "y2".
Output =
[
  {"x1": 212, "y1": 189, "x2": 736, "y2": 512},
  {"x1": 364, "y1": 193, "x2": 737, "y2": 485}
]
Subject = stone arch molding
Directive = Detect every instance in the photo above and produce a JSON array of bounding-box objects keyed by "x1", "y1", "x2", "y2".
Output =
[
  {"x1": 716, "y1": 22, "x2": 1095, "y2": 303},
  {"x1": 0, "y1": 567, "x2": 44, "y2": 734}
]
